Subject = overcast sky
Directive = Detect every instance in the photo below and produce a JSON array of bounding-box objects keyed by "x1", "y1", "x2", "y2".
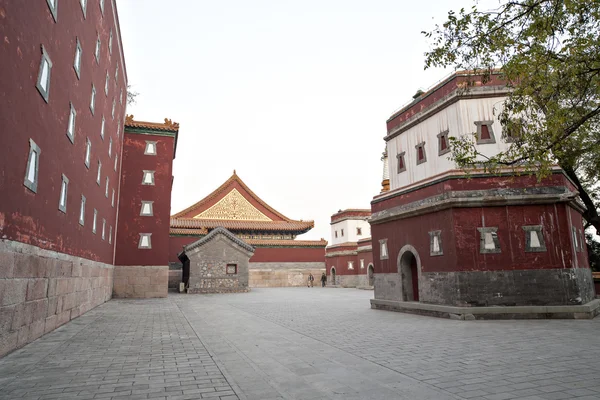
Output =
[{"x1": 117, "y1": 0, "x2": 471, "y2": 241}]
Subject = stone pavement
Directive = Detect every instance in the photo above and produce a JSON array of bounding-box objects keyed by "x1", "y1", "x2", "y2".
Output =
[{"x1": 1, "y1": 288, "x2": 600, "y2": 400}]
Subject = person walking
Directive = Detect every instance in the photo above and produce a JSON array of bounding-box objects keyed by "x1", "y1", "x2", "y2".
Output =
[
  {"x1": 307, "y1": 273, "x2": 314, "y2": 287},
  {"x1": 321, "y1": 272, "x2": 327, "y2": 287}
]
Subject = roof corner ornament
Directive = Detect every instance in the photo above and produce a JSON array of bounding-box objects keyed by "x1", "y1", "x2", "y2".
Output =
[
  {"x1": 164, "y1": 118, "x2": 180, "y2": 130},
  {"x1": 125, "y1": 114, "x2": 134, "y2": 123}
]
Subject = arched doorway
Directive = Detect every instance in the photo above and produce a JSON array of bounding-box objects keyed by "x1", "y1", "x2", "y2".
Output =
[
  {"x1": 367, "y1": 264, "x2": 375, "y2": 286},
  {"x1": 397, "y1": 245, "x2": 421, "y2": 302},
  {"x1": 330, "y1": 267, "x2": 336, "y2": 285}
]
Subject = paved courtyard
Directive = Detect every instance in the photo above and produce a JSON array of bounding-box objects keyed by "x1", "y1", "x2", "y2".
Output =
[{"x1": 1, "y1": 288, "x2": 600, "y2": 400}]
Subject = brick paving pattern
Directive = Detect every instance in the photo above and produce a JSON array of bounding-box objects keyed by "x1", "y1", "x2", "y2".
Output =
[{"x1": 1, "y1": 288, "x2": 600, "y2": 399}]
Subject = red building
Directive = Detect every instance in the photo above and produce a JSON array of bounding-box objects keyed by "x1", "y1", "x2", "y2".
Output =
[
  {"x1": 369, "y1": 71, "x2": 596, "y2": 319},
  {"x1": 170, "y1": 172, "x2": 326, "y2": 287}
]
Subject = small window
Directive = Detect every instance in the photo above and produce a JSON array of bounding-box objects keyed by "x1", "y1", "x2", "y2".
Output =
[
  {"x1": 109, "y1": 226, "x2": 112, "y2": 244},
  {"x1": 95, "y1": 34, "x2": 100, "y2": 63},
  {"x1": 477, "y1": 227, "x2": 501, "y2": 254},
  {"x1": 96, "y1": 160, "x2": 102, "y2": 185},
  {"x1": 580, "y1": 229, "x2": 585, "y2": 253},
  {"x1": 335, "y1": 231, "x2": 338, "y2": 238},
  {"x1": 396, "y1": 151, "x2": 406, "y2": 173},
  {"x1": 111, "y1": 99, "x2": 116, "y2": 119},
  {"x1": 46, "y1": 0, "x2": 58, "y2": 22},
  {"x1": 144, "y1": 141, "x2": 157, "y2": 155},
  {"x1": 140, "y1": 201, "x2": 154, "y2": 216},
  {"x1": 360, "y1": 259, "x2": 364, "y2": 269},
  {"x1": 347, "y1": 261, "x2": 354, "y2": 270},
  {"x1": 415, "y1": 142, "x2": 427, "y2": 165},
  {"x1": 356, "y1": 227, "x2": 362, "y2": 236},
  {"x1": 105, "y1": 72, "x2": 109, "y2": 95},
  {"x1": 379, "y1": 239, "x2": 388, "y2": 260},
  {"x1": 105, "y1": 176, "x2": 109, "y2": 198},
  {"x1": 226, "y1": 264, "x2": 237, "y2": 274},
  {"x1": 138, "y1": 233, "x2": 152, "y2": 249},
  {"x1": 572, "y1": 226, "x2": 579, "y2": 251},
  {"x1": 120, "y1": 89, "x2": 123, "y2": 105},
  {"x1": 522, "y1": 225, "x2": 546, "y2": 252},
  {"x1": 79, "y1": 0, "x2": 87, "y2": 18},
  {"x1": 429, "y1": 230, "x2": 443, "y2": 256},
  {"x1": 58, "y1": 174, "x2": 69, "y2": 213},
  {"x1": 101, "y1": 218, "x2": 106, "y2": 240},
  {"x1": 66, "y1": 102, "x2": 76, "y2": 143},
  {"x1": 108, "y1": 137, "x2": 112, "y2": 158},
  {"x1": 24, "y1": 139, "x2": 41, "y2": 193},
  {"x1": 100, "y1": 116, "x2": 105, "y2": 140},
  {"x1": 341, "y1": 229, "x2": 344, "y2": 237},
  {"x1": 114, "y1": 154, "x2": 118, "y2": 171},
  {"x1": 79, "y1": 195, "x2": 86, "y2": 226},
  {"x1": 116, "y1": 125, "x2": 120, "y2": 138},
  {"x1": 92, "y1": 209, "x2": 97, "y2": 233},
  {"x1": 437, "y1": 130, "x2": 450, "y2": 156},
  {"x1": 84, "y1": 138, "x2": 91, "y2": 168},
  {"x1": 111, "y1": 189, "x2": 115, "y2": 207},
  {"x1": 99, "y1": 0, "x2": 104, "y2": 14},
  {"x1": 142, "y1": 170, "x2": 155, "y2": 185},
  {"x1": 90, "y1": 85, "x2": 96, "y2": 114},
  {"x1": 73, "y1": 38, "x2": 82, "y2": 79},
  {"x1": 109, "y1": 29, "x2": 113, "y2": 54},
  {"x1": 36, "y1": 45, "x2": 52, "y2": 103},
  {"x1": 115, "y1": 62, "x2": 119, "y2": 81},
  {"x1": 475, "y1": 121, "x2": 496, "y2": 144},
  {"x1": 504, "y1": 118, "x2": 524, "y2": 143}
]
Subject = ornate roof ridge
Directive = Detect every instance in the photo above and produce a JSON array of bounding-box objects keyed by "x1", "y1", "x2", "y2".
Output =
[
  {"x1": 124, "y1": 115, "x2": 179, "y2": 132},
  {"x1": 171, "y1": 171, "x2": 307, "y2": 223},
  {"x1": 183, "y1": 227, "x2": 255, "y2": 254}
]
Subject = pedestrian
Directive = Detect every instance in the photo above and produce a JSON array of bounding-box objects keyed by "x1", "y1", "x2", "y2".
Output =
[
  {"x1": 308, "y1": 273, "x2": 314, "y2": 287},
  {"x1": 321, "y1": 272, "x2": 327, "y2": 287}
]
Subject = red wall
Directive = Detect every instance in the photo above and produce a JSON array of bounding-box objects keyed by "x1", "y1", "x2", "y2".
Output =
[
  {"x1": 115, "y1": 132, "x2": 174, "y2": 266},
  {"x1": 0, "y1": 1, "x2": 126, "y2": 264}
]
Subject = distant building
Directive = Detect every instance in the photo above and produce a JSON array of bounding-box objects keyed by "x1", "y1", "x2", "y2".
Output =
[
  {"x1": 369, "y1": 71, "x2": 595, "y2": 318},
  {"x1": 325, "y1": 209, "x2": 374, "y2": 287},
  {"x1": 169, "y1": 172, "x2": 326, "y2": 288}
]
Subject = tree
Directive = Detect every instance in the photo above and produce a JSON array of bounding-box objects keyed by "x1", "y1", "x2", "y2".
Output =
[
  {"x1": 127, "y1": 84, "x2": 139, "y2": 105},
  {"x1": 587, "y1": 233, "x2": 600, "y2": 272},
  {"x1": 423, "y1": 0, "x2": 600, "y2": 234}
]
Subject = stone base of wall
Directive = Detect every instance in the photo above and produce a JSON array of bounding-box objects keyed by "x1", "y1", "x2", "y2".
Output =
[
  {"x1": 331, "y1": 274, "x2": 369, "y2": 288},
  {"x1": 249, "y1": 262, "x2": 325, "y2": 287},
  {"x1": 0, "y1": 240, "x2": 113, "y2": 358},
  {"x1": 188, "y1": 278, "x2": 250, "y2": 294},
  {"x1": 168, "y1": 269, "x2": 182, "y2": 289},
  {"x1": 375, "y1": 268, "x2": 596, "y2": 307},
  {"x1": 113, "y1": 266, "x2": 168, "y2": 298}
]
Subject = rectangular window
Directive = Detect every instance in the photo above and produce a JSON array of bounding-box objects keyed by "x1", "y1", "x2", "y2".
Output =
[
  {"x1": 90, "y1": 85, "x2": 96, "y2": 114},
  {"x1": 140, "y1": 201, "x2": 154, "y2": 216},
  {"x1": 36, "y1": 45, "x2": 52, "y2": 102},
  {"x1": 105, "y1": 176, "x2": 109, "y2": 197},
  {"x1": 437, "y1": 130, "x2": 450, "y2": 156},
  {"x1": 523, "y1": 225, "x2": 546, "y2": 252},
  {"x1": 24, "y1": 139, "x2": 41, "y2": 193},
  {"x1": 46, "y1": 0, "x2": 58, "y2": 22},
  {"x1": 58, "y1": 174, "x2": 69, "y2": 213},
  {"x1": 348, "y1": 261, "x2": 354, "y2": 270},
  {"x1": 341, "y1": 229, "x2": 344, "y2": 237},
  {"x1": 84, "y1": 138, "x2": 91, "y2": 168},
  {"x1": 97, "y1": 160, "x2": 102, "y2": 185},
  {"x1": 100, "y1": 116, "x2": 105, "y2": 139},
  {"x1": 142, "y1": 170, "x2": 155, "y2": 185},
  {"x1": 138, "y1": 233, "x2": 152, "y2": 249},
  {"x1": 79, "y1": 195, "x2": 86, "y2": 226},
  {"x1": 67, "y1": 102, "x2": 76, "y2": 143},
  {"x1": 108, "y1": 137, "x2": 112, "y2": 158},
  {"x1": 79, "y1": 0, "x2": 87, "y2": 18},
  {"x1": 396, "y1": 151, "x2": 406, "y2": 173},
  {"x1": 116, "y1": 125, "x2": 120, "y2": 138},
  {"x1": 105, "y1": 72, "x2": 109, "y2": 95},
  {"x1": 226, "y1": 264, "x2": 237, "y2": 274},
  {"x1": 475, "y1": 121, "x2": 496, "y2": 144},
  {"x1": 115, "y1": 62, "x2": 119, "y2": 81},
  {"x1": 109, "y1": 29, "x2": 113, "y2": 54},
  {"x1": 99, "y1": 0, "x2": 104, "y2": 13},
  {"x1": 114, "y1": 154, "x2": 118, "y2": 171},
  {"x1": 120, "y1": 89, "x2": 123, "y2": 105},
  {"x1": 109, "y1": 226, "x2": 112, "y2": 244},
  {"x1": 95, "y1": 34, "x2": 101, "y2": 63},
  {"x1": 379, "y1": 239, "x2": 388, "y2": 260},
  {"x1": 92, "y1": 209, "x2": 97, "y2": 233},
  {"x1": 478, "y1": 227, "x2": 501, "y2": 254},
  {"x1": 360, "y1": 259, "x2": 365, "y2": 269},
  {"x1": 144, "y1": 141, "x2": 157, "y2": 155},
  {"x1": 356, "y1": 227, "x2": 362, "y2": 235},
  {"x1": 101, "y1": 219, "x2": 106, "y2": 240},
  {"x1": 416, "y1": 142, "x2": 427, "y2": 165},
  {"x1": 73, "y1": 38, "x2": 82, "y2": 79},
  {"x1": 429, "y1": 230, "x2": 443, "y2": 256},
  {"x1": 572, "y1": 226, "x2": 579, "y2": 251},
  {"x1": 335, "y1": 231, "x2": 338, "y2": 238},
  {"x1": 112, "y1": 189, "x2": 115, "y2": 207},
  {"x1": 111, "y1": 99, "x2": 116, "y2": 119}
]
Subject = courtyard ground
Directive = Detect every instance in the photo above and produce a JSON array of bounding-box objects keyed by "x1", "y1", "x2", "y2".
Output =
[{"x1": 1, "y1": 288, "x2": 600, "y2": 400}]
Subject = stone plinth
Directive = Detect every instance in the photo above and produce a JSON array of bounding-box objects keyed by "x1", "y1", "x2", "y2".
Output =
[{"x1": 112, "y1": 266, "x2": 168, "y2": 298}]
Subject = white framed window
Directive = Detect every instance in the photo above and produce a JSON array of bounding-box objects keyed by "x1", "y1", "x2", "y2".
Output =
[
  {"x1": 58, "y1": 174, "x2": 69, "y2": 213},
  {"x1": 101, "y1": 218, "x2": 106, "y2": 240},
  {"x1": 73, "y1": 38, "x2": 82, "y2": 79},
  {"x1": 111, "y1": 99, "x2": 115, "y2": 119},
  {"x1": 109, "y1": 226, "x2": 112, "y2": 244},
  {"x1": 142, "y1": 170, "x2": 155, "y2": 185},
  {"x1": 379, "y1": 239, "x2": 388, "y2": 260},
  {"x1": 96, "y1": 160, "x2": 102, "y2": 185},
  {"x1": 36, "y1": 45, "x2": 52, "y2": 103},
  {"x1": 66, "y1": 102, "x2": 76, "y2": 143},
  {"x1": 119, "y1": 89, "x2": 123, "y2": 105},
  {"x1": 109, "y1": 29, "x2": 113, "y2": 54},
  {"x1": 115, "y1": 62, "x2": 119, "y2": 81},
  {"x1": 116, "y1": 125, "x2": 120, "y2": 138},
  {"x1": 144, "y1": 141, "x2": 157, "y2": 155},
  {"x1": 24, "y1": 139, "x2": 41, "y2": 193},
  {"x1": 348, "y1": 261, "x2": 354, "y2": 270},
  {"x1": 79, "y1": 0, "x2": 87, "y2": 18},
  {"x1": 105, "y1": 176, "x2": 109, "y2": 197},
  {"x1": 138, "y1": 233, "x2": 152, "y2": 249},
  {"x1": 415, "y1": 142, "x2": 427, "y2": 165},
  {"x1": 108, "y1": 137, "x2": 112, "y2": 158},
  {"x1": 140, "y1": 201, "x2": 154, "y2": 216},
  {"x1": 79, "y1": 195, "x2": 86, "y2": 226},
  {"x1": 99, "y1": 0, "x2": 104, "y2": 14},
  {"x1": 360, "y1": 259, "x2": 365, "y2": 269},
  {"x1": 114, "y1": 154, "x2": 118, "y2": 171},
  {"x1": 46, "y1": 0, "x2": 58, "y2": 22},
  {"x1": 100, "y1": 116, "x2": 105, "y2": 140},
  {"x1": 111, "y1": 189, "x2": 115, "y2": 207},
  {"x1": 95, "y1": 34, "x2": 100, "y2": 63},
  {"x1": 90, "y1": 85, "x2": 96, "y2": 114},
  {"x1": 84, "y1": 138, "x2": 91, "y2": 168},
  {"x1": 92, "y1": 209, "x2": 97, "y2": 233},
  {"x1": 105, "y1": 72, "x2": 109, "y2": 95}
]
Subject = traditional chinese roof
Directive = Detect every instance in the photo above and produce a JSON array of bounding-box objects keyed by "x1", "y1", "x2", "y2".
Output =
[
  {"x1": 124, "y1": 115, "x2": 179, "y2": 132},
  {"x1": 183, "y1": 227, "x2": 255, "y2": 254},
  {"x1": 331, "y1": 209, "x2": 371, "y2": 224},
  {"x1": 171, "y1": 171, "x2": 314, "y2": 235}
]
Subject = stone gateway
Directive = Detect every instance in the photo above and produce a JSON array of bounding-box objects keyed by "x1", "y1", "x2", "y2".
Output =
[{"x1": 179, "y1": 227, "x2": 253, "y2": 294}]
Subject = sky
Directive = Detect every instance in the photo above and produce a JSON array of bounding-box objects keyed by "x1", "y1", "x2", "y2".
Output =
[{"x1": 116, "y1": 0, "x2": 473, "y2": 241}]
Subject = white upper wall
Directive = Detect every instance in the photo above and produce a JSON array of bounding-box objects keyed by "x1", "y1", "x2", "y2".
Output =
[
  {"x1": 387, "y1": 96, "x2": 510, "y2": 191},
  {"x1": 330, "y1": 218, "x2": 371, "y2": 245}
]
